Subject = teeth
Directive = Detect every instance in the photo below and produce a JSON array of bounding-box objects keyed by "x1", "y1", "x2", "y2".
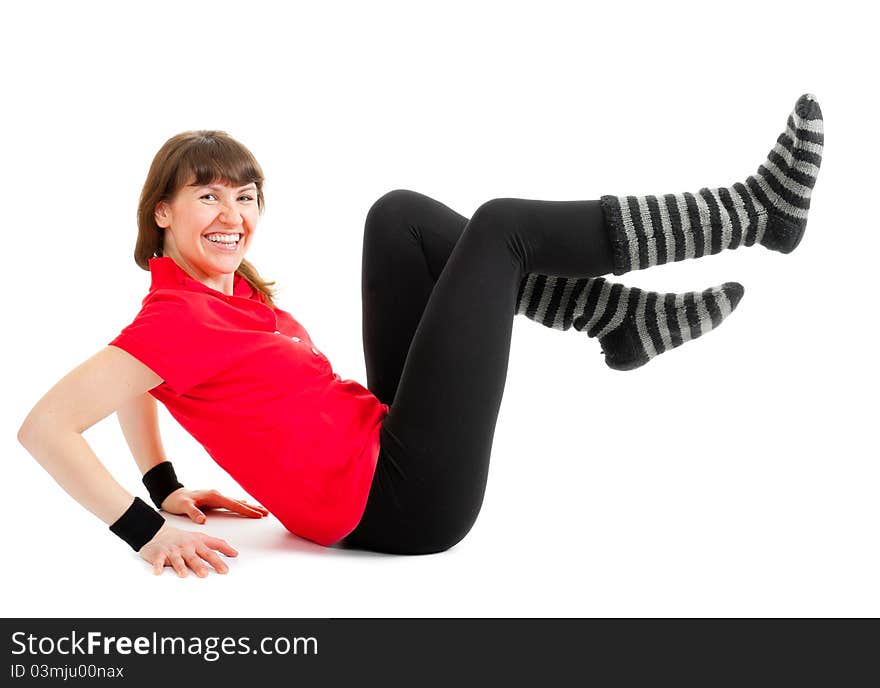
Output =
[{"x1": 205, "y1": 234, "x2": 240, "y2": 244}]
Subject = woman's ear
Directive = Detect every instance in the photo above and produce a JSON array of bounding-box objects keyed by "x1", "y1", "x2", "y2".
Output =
[{"x1": 154, "y1": 201, "x2": 170, "y2": 229}]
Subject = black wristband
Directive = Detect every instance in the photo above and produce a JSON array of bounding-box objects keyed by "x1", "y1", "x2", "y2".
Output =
[
  {"x1": 109, "y1": 497, "x2": 165, "y2": 552},
  {"x1": 142, "y1": 461, "x2": 184, "y2": 509}
]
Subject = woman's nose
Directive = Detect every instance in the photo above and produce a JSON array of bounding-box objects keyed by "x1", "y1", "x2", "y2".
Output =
[{"x1": 218, "y1": 202, "x2": 242, "y2": 225}]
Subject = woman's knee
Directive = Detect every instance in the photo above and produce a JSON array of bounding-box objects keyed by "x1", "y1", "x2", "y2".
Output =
[
  {"x1": 361, "y1": 190, "x2": 421, "y2": 270},
  {"x1": 467, "y1": 198, "x2": 526, "y2": 238},
  {"x1": 462, "y1": 197, "x2": 529, "y2": 269},
  {"x1": 365, "y1": 189, "x2": 430, "y2": 235}
]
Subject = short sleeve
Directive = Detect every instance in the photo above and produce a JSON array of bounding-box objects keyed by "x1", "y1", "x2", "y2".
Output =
[{"x1": 108, "y1": 291, "x2": 240, "y2": 396}]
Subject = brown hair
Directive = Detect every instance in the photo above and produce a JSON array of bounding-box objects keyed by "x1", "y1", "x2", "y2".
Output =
[{"x1": 135, "y1": 130, "x2": 278, "y2": 308}]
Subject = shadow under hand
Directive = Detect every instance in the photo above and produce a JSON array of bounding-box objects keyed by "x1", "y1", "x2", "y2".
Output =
[{"x1": 161, "y1": 512, "x2": 388, "y2": 558}]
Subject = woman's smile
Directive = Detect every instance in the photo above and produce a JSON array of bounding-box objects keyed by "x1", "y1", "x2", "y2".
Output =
[{"x1": 202, "y1": 231, "x2": 243, "y2": 251}]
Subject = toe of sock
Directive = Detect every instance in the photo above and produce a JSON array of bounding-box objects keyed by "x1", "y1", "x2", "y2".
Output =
[
  {"x1": 603, "y1": 348, "x2": 649, "y2": 371},
  {"x1": 721, "y1": 282, "x2": 745, "y2": 310},
  {"x1": 796, "y1": 93, "x2": 823, "y2": 120},
  {"x1": 598, "y1": 325, "x2": 649, "y2": 372}
]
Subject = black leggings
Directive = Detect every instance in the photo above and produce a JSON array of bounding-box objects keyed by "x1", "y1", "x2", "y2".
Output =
[{"x1": 341, "y1": 190, "x2": 615, "y2": 554}]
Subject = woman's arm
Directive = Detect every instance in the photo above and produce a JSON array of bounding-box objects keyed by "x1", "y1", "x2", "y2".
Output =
[
  {"x1": 17, "y1": 346, "x2": 237, "y2": 576},
  {"x1": 116, "y1": 392, "x2": 169, "y2": 476},
  {"x1": 17, "y1": 346, "x2": 163, "y2": 524}
]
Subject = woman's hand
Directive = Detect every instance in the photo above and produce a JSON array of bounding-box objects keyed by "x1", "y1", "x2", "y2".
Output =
[
  {"x1": 139, "y1": 523, "x2": 238, "y2": 577},
  {"x1": 160, "y1": 488, "x2": 269, "y2": 524}
]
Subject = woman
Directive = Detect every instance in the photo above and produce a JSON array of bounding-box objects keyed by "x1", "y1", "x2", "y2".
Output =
[{"x1": 17, "y1": 94, "x2": 824, "y2": 576}]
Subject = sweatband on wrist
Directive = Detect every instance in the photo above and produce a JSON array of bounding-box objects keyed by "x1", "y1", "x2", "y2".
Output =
[
  {"x1": 142, "y1": 461, "x2": 184, "y2": 509},
  {"x1": 109, "y1": 497, "x2": 165, "y2": 552}
]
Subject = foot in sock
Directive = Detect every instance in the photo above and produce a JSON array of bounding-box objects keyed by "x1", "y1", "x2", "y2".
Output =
[
  {"x1": 516, "y1": 274, "x2": 744, "y2": 371},
  {"x1": 600, "y1": 93, "x2": 824, "y2": 275}
]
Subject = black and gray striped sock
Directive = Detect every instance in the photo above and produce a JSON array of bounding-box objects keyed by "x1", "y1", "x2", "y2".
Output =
[
  {"x1": 600, "y1": 93, "x2": 824, "y2": 275},
  {"x1": 516, "y1": 274, "x2": 744, "y2": 371}
]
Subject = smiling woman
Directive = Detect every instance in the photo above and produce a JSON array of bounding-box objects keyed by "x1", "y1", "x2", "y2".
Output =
[
  {"x1": 16, "y1": 95, "x2": 824, "y2": 574},
  {"x1": 134, "y1": 130, "x2": 279, "y2": 307}
]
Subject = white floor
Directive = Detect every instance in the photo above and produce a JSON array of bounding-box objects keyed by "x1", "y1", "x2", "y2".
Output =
[{"x1": 6, "y1": 295, "x2": 880, "y2": 617}]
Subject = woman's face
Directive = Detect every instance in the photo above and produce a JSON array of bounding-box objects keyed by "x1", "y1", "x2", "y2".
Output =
[{"x1": 155, "y1": 177, "x2": 260, "y2": 287}]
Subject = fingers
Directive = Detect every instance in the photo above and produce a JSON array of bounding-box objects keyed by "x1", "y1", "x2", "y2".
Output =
[
  {"x1": 197, "y1": 545, "x2": 230, "y2": 575},
  {"x1": 140, "y1": 525, "x2": 236, "y2": 578},
  {"x1": 197, "y1": 490, "x2": 268, "y2": 519},
  {"x1": 152, "y1": 553, "x2": 166, "y2": 575},
  {"x1": 187, "y1": 504, "x2": 207, "y2": 524},
  {"x1": 183, "y1": 550, "x2": 211, "y2": 579},
  {"x1": 203, "y1": 536, "x2": 239, "y2": 558},
  {"x1": 237, "y1": 500, "x2": 270, "y2": 517},
  {"x1": 150, "y1": 546, "x2": 232, "y2": 577},
  {"x1": 223, "y1": 498, "x2": 267, "y2": 518},
  {"x1": 169, "y1": 552, "x2": 188, "y2": 578}
]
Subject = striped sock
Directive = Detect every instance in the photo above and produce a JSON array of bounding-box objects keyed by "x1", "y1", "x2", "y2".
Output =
[
  {"x1": 516, "y1": 274, "x2": 744, "y2": 371},
  {"x1": 600, "y1": 93, "x2": 824, "y2": 275}
]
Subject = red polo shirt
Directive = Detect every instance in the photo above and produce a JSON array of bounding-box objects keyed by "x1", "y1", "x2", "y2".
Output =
[{"x1": 109, "y1": 257, "x2": 389, "y2": 546}]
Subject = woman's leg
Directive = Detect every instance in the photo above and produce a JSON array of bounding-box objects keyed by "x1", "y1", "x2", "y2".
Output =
[
  {"x1": 361, "y1": 191, "x2": 746, "y2": 411},
  {"x1": 360, "y1": 190, "x2": 467, "y2": 406},
  {"x1": 345, "y1": 194, "x2": 616, "y2": 554},
  {"x1": 344, "y1": 93, "x2": 823, "y2": 554}
]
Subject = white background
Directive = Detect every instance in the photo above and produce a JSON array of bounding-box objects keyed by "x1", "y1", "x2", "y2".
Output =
[{"x1": 2, "y1": 0, "x2": 876, "y2": 617}]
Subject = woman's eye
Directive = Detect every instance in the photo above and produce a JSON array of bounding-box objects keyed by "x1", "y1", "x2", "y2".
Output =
[{"x1": 200, "y1": 193, "x2": 254, "y2": 201}]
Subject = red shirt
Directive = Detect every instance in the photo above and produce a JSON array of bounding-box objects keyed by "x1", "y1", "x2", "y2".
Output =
[{"x1": 109, "y1": 257, "x2": 389, "y2": 546}]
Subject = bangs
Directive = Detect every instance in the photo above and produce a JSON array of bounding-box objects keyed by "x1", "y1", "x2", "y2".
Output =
[{"x1": 170, "y1": 132, "x2": 263, "y2": 196}]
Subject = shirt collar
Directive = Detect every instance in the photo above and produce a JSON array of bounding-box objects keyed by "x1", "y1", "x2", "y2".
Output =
[{"x1": 148, "y1": 256, "x2": 256, "y2": 299}]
